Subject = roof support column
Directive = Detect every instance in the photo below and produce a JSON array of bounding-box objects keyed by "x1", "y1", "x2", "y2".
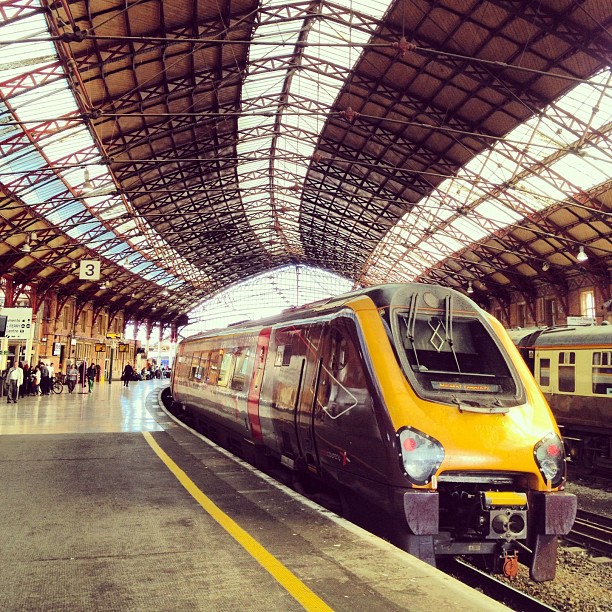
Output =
[
  {"x1": 1, "y1": 276, "x2": 15, "y2": 308},
  {"x1": 144, "y1": 319, "x2": 154, "y2": 359}
]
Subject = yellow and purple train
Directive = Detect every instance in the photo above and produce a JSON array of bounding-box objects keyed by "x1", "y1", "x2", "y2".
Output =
[{"x1": 170, "y1": 283, "x2": 576, "y2": 581}]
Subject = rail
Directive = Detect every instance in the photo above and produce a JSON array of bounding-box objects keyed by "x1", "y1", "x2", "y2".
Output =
[
  {"x1": 564, "y1": 509, "x2": 612, "y2": 557},
  {"x1": 440, "y1": 557, "x2": 559, "y2": 612}
]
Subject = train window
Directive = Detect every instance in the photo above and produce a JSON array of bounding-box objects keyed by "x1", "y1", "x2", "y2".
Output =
[
  {"x1": 207, "y1": 350, "x2": 221, "y2": 384},
  {"x1": 592, "y1": 351, "x2": 612, "y2": 395},
  {"x1": 395, "y1": 311, "x2": 519, "y2": 401},
  {"x1": 199, "y1": 352, "x2": 211, "y2": 383},
  {"x1": 282, "y1": 345, "x2": 292, "y2": 366},
  {"x1": 217, "y1": 351, "x2": 234, "y2": 387},
  {"x1": 189, "y1": 353, "x2": 201, "y2": 381},
  {"x1": 318, "y1": 320, "x2": 378, "y2": 434},
  {"x1": 328, "y1": 329, "x2": 348, "y2": 373},
  {"x1": 231, "y1": 348, "x2": 251, "y2": 391},
  {"x1": 558, "y1": 352, "x2": 576, "y2": 393},
  {"x1": 274, "y1": 346, "x2": 284, "y2": 366},
  {"x1": 538, "y1": 358, "x2": 551, "y2": 387},
  {"x1": 274, "y1": 345, "x2": 293, "y2": 366}
]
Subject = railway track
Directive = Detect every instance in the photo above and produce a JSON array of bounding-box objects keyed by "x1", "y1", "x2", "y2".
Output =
[
  {"x1": 563, "y1": 509, "x2": 612, "y2": 557},
  {"x1": 440, "y1": 557, "x2": 558, "y2": 611}
]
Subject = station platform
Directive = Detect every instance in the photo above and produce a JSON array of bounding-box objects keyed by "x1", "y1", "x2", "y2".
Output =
[{"x1": 0, "y1": 380, "x2": 508, "y2": 611}]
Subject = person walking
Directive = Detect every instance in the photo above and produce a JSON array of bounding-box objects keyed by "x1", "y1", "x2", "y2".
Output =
[
  {"x1": 39, "y1": 361, "x2": 50, "y2": 395},
  {"x1": 87, "y1": 363, "x2": 96, "y2": 393},
  {"x1": 66, "y1": 363, "x2": 78, "y2": 393},
  {"x1": 6, "y1": 361, "x2": 23, "y2": 403},
  {"x1": 122, "y1": 363, "x2": 134, "y2": 388}
]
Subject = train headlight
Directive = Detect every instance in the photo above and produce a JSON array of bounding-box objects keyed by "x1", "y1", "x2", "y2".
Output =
[
  {"x1": 534, "y1": 432, "x2": 565, "y2": 488},
  {"x1": 398, "y1": 427, "x2": 444, "y2": 485}
]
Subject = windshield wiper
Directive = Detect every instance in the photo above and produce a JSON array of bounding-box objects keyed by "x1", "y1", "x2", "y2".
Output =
[
  {"x1": 444, "y1": 294, "x2": 461, "y2": 373},
  {"x1": 404, "y1": 292, "x2": 422, "y2": 371},
  {"x1": 452, "y1": 397, "x2": 509, "y2": 414}
]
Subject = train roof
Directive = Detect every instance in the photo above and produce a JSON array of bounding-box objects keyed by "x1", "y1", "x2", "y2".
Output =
[
  {"x1": 181, "y1": 282, "x2": 483, "y2": 342},
  {"x1": 508, "y1": 325, "x2": 612, "y2": 348},
  {"x1": 506, "y1": 328, "x2": 543, "y2": 346}
]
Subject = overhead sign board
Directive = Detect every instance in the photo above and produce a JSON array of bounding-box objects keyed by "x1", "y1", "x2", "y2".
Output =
[
  {"x1": 106, "y1": 332, "x2": 122, "y2": 339},
  {"x1": 118, "y1": 343, "x2": 129, "y2": 353},
  {"x1": 95, "y1": 343, "x2": 106, "y2": 353},
  {"x1": 79, "y1": 260, "x2": 101, "y2": 281},
  {"x1": 0, "y1": 307, "x2": 33, "y2": 340}
]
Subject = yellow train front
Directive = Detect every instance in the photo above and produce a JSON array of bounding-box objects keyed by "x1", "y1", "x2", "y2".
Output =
[{"x1": 171, "y1": 283, "x2": 576, "y2": 582}]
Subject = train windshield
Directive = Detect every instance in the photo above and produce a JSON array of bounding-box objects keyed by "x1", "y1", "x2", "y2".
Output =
[{"x1": 392, "y1": 297, "x2": 520, "y2": 408}]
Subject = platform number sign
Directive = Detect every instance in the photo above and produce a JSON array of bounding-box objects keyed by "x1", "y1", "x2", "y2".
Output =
[{"x1": 79, "y1": 260, "x2": 101, "y2": 281}]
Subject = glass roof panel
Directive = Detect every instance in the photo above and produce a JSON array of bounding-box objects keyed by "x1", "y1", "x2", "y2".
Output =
[
  {"x1": 0, "y1": 8, "x2": 206, "y2": 291},
  {"x1": 239, "y1": 0, "x2": 392, "y2": 250},
  {"x1": 548, "y1": 153, "x2": 610, "y2": 189},
  {"x1": 368, "y1": 68, "x2": 612, "y2": 281},
  {"x1": 473, "y1": 200, "x2": 523, "y2": 226}
]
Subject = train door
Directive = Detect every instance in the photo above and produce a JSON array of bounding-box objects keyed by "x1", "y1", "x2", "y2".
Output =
[
  {"x1": 247, "y1": 328, "x2": 271, "y2": 440},
  {"x1": 294, "y1": 324, "x2": 325, "y2": 472},
  {"x1": 312, "y1": 317, "x2": 386, "y2": 479},
  {"x1": 265, "y1": 325, "x2": 316, "y2": 460}
]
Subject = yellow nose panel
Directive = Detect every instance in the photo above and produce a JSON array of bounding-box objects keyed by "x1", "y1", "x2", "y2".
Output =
[{"x1": 482, "y1": 491, "x2": 528, "y2": 508}]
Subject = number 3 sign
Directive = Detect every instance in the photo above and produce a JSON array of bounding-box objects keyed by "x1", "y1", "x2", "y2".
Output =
[{"x1": 79, "y1": 260, "x2": 101, "y2": 281}]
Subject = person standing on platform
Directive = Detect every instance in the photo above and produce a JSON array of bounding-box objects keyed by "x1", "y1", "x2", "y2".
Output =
[
  {"x1": 39, "y1": 361, "x2": 50, "y2": 395},
  {"x1": 31, "y1": 365, "x2": 41, "y2": 395},
  {"x1": 87, "y1": 363, "x2": 97, "y2": 393},
  {"x1": 6, "y1": 362, "x2": 23, "y2": 403},
  {"x1": 66, "y1": 363, "x2": 78, "y2": 393},
  {"x1": 21, "y1": 362, "x2": 30, "y2": 397},
  {"x1": 122, "y1": 363, "x2": 134, "y2": 388}
]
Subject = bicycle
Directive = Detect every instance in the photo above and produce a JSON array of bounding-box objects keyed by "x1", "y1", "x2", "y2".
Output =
[{"x1": 51, "y1": 378, "x2": 64, "y2": 394}]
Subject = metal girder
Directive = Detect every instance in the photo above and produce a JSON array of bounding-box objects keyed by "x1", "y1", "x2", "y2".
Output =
[
  {"x1": 486, "y1": 0, "x2": 611, "y2": 66},
  {"x1": 0, "y1": 0, "x2": 609, "y2": 327}
]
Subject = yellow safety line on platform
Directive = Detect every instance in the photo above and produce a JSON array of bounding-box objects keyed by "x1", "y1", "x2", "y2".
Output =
[{"x1": 142, "y1": 431, "x2": 333, "y2": 612}]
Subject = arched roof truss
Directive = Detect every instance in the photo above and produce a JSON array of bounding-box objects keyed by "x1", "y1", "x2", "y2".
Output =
[{"x1": 0, "y1": 0, "x2": 609, "y2": 324}]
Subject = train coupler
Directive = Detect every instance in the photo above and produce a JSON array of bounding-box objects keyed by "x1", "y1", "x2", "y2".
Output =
[{"x1": 502, "y1": 550, "x2": 519, "y2": 579}]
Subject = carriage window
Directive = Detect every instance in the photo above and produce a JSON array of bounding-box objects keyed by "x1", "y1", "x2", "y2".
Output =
[
  {"x1": 275, "y1": 345, "x2": 293, "y2": 366},
  {"x1": 558, "y1": 351, "x2": 575, "y2": 393},
  {"x1": 199, "y1": 352, "x2": 210, "y2": 383},
  {"x1": 231, "y1": 348, "x2": 251, "y2": 391},
  {"x1": 538, "y1": 358, "x2": 550, "y2": 387},
  {"x1": 217, "y1": 351, "x2": 234, "y2": 387},
  {"x1": 207, "y1": 350, "x2": 221, "y2": 384},
  {"x1": 593, "y1": 351, "x2": 612, "y2": 395},
  {"x1": 189, "y1": 353, "x2": 201, "y2": 381}
]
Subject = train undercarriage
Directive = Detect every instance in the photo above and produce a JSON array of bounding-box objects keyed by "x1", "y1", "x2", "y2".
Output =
[{"x1": 563, "y1": 427, "x2": 612, "y2": 475}]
